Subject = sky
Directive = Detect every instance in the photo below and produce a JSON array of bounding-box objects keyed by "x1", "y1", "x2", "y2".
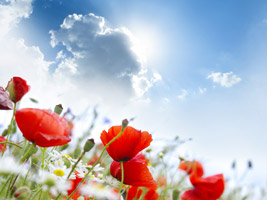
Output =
[{"x1": 0, "y1": 0, "x2": 267, "y2": 188}]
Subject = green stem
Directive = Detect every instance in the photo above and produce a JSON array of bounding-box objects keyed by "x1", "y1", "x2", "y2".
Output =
[
  {"x1": 30, "y1": 187, "x2": 42, "y2": 200},
  {"x1": 117, "y1": 161, "x2": 124, "y2": 200},
  {"x1": 1, "y1": 103, "x2": 16, "y2": 157},
  {"x1": 66, "y1": 126, "x2": 127, "y2": 200},
  {"x1": 40, "y1": 148, "x2": 46, "y2": 169},
  {"x1": 20, "y1": 143, "x2": 35, "y2": 163},
  {"x1": 67, "y1": 151, "x2": 85, "y2": 179},
  {"x1": 0, "y1": 141, "x2": 22, "y2": 149}
]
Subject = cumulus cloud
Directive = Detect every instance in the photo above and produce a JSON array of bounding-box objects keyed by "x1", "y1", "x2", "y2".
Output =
[
  {"x1": 0, "y1": 2, "x2": 161, "y2": 114},
  {"x1": 178, "y1": 89, "x2": 188, "y2": 100},
  {"x1": 0, "y1": 0, "x2": 32, "y2": 39},
  {"x1": 50, "y1": 13, "x2": 161, "y2": 104},
  {"x1": 207, "y1": 72, "x2": 241, "y2": 88}
]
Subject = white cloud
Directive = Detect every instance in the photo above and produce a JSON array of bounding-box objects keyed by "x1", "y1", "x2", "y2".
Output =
[
  {"x1": 207, "y1": 72, "x2": 241, "y2": 88},
  {"x1": 199, "y1": 87, "x2": 207, "y2": 94},
  {"x1": 0, "y1": 0, "x2": 32, "y2": 39},
  {"x1": 50, "y1": 13, "x2": 161, "y2": 103},
  {"x1": 177, "y1": 89, "x2": 188, "y2": 100}
]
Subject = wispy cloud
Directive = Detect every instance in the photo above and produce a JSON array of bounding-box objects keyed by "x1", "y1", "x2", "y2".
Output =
[
  {"x1": 177, "y1": 89, "x2": 188, "y2": 100},
  {"x1": 207, "y1": 72, "x2": 241, "y2": 88},
  {"x1": 199, "y1": 87, "x2": 207, "y2": 94}
]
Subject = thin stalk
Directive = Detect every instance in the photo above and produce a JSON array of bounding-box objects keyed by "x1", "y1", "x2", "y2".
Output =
[
  {"x1": 117, "y1": 161, "x2": 124, "y2": 200},
  {"x1": 67, "y1": 151, "x2": 85, "y2": 179},
  {"x1": 0, "y1": 141, "x2": 22, "y2": 149},
  {"x1": 1, "y1": 103, "x2": 16, "y2": 156}
]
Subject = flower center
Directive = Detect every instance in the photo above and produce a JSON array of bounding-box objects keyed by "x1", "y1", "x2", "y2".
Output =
[{"x1": 54, "y1": 169, "x2": 65, "y2": 176}]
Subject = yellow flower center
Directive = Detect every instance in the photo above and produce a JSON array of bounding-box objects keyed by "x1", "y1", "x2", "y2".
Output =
[
  {"x1": 54, "y1": 169, "x2": 65, "y2": 177},
  {"x1": 148, "y1": 163, "x2": 152, "y2": 167},
  {"x1": 63, "y1": 154, "x2": 71, "y2": 158}
]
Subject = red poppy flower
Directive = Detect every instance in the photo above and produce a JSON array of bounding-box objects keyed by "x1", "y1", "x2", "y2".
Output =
[
  {"x1": 179, "y1": 160, "x2": 204, "y2": 177},
  {"x1": 6, "y1": 77, "x2": 30, "y2": 103},
  {"x1": 15, "y1": 108, "x2": 71, "y2": 147},
  {"x1": 181, "y1": 174, "x2": 224, "y2": 200},
  {"x1": 101, "y1": 125, "x2": 152, "y2": 162},
  {"x1": 110, "y1": 154, "x2": 157, "y2": 190},
  {"x1": 0, "y1": 136, "x2": 7, "y2": 152},
  {"x1": 0, "y1": 87, "x2": 13, "y2": 110},
  {"x1": 126, "y1": 186, "x2": 143, "y2": 200}
]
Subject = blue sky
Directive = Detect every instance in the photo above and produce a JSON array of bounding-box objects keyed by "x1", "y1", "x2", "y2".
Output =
[{"x1": 0, "y1": 0, "x2": 267, "y2": 188}]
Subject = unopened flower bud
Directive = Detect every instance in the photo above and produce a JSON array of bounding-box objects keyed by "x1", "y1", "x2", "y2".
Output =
[
  {"x1": 2, "y1": 129, "x2": 8, "y2": 137},
  {"x1": 54, "y1": 104, "x2": 63, "y2": 115},
  {"x1": 248, "y1": 160, "x2": 253, "y2": 169},
  {"x1": 159, "y1": 152, "x2": 164, "y2": 159},
  {"x1": 83, "y1": 139, "x2": 95, "y2": 152},
  {"x1": 146, "y1": 148, "x2": 152, "y2": 153},
  {"x1": 14, "y1": 186, "x2": 31, "y2": 199},
  {"x1": 121, "y1": 119, "x2": 129, "y2": 129},
  {"x1": 6, "y1": 77, "x2": 30, "y2": 103},
  {"x1": 231, "y1": 160, "x2": 236, "y2": 169}
]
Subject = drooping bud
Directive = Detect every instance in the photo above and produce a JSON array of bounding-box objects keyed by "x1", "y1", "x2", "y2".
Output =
[
  {"x1": 54, "y1": 104, "x2": 63, "y2": 115},
  {"x1": 231, "y1": 160, "x2": 236, "y2": 169},
  {"x1": 0, "y1": 87, "x2": 13, "y2": 110},
  {"x1": 14, "y1": 186, "x2": 31, "y2": 199},
  {"x1": 0, "y1": 136, "x2": 7, "y2": 152},
  {"x1": 248, "y1": 160, "x2": 253, "y2": 169},
  {"x1": 83, "y1": 138, "x2": 95, "y2": 152},
  {"x1": 121, "y1": 119, "x2": 129, "y2": 129},
  {"x1": 6, "y1": 77, "x2": 30, "y2": 103}
]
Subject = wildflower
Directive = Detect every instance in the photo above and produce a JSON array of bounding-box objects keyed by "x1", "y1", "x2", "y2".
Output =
[
  {"x1": 181, "y1": 174, "x2": 224, "y2": 200},
  {"x1": 15, "y1": 108, "x2": 71, "y2": 147},
  {"x1": 0, "y1": 136, "x2": 7, "y2": 152},
  {"x1": 179, "y1": 160, "x2": 204, "y2": 177},
  {"x1": 0, "y1": 87, "x2": 13, "y2": 110},
  {"x1": 110, "y1": 153, "x2": 157, "y2": 190},
  {"x1": 6, "y1": 77, "x2": 30, "y2": 103},
  {"x1": 179, "y1": 160, "x2": 224, "y2": 200},
  {"x1": 100, "y1": 125, "x2": 152, "y2": 162}
]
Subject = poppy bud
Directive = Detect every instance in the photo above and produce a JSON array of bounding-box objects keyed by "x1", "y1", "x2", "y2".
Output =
[
  {"x1": 248, "y1": 160, "x2": 253, "y2": 169},
  {"x1": 54, "y1": 104, "x2": 63, "y2": 115},
  {"x1": 6, "y1": 77, "x2": 30, "y2": 103},
  {"x1": 14, "y1": 186, "x2": 31, "y2": 199},
  {"x1": 83, "y1": 139, "x2": 95, "y2": 152},
  {"x1": 122, "y1": 119, "x2": 129, "y2": 129},
  {"x1": 0, "y1": 87, "x2": 13, "y2": 110},
  {"x1": 0, "y1": 136, "x2": 7, "y2": 152}
]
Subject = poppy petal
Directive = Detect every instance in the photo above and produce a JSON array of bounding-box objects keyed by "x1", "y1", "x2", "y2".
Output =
[
  {"x1": 144, "y1": 189, "x2": 159, "y2": 200},
  {"x1": 101, "y1": 126, "x2": 152, "y2": 161},
  {"x1": 15, "y1": 108, "x2": 71, "y2": 147},
  {"x1": 110, "y1": 154, "x2": 157, "y2": 190},
  {"x1": 189, "y1": 174, "x2": 224, "y2": 200},
  {"x1": 126, "y1": 186, "x2": 143, "y2": 200},
  {"x1": 179, "y1": 160, "x2": 204, "y2": 177}
]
